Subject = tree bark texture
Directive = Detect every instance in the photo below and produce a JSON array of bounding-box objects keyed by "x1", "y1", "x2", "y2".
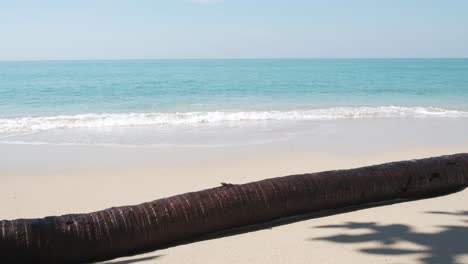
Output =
[{"x1": 1, "y1": 153, "x2": 467, "y2": 263}]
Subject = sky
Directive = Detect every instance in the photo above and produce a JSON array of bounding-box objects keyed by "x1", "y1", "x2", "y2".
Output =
[{"x1": 1, "y1": 0, "x2": 468, "y2": 60}]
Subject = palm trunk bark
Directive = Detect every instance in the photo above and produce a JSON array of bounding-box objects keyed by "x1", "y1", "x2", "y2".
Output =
[{"x1": 1, "y1": 153, "x2": 468, "y2": 263}]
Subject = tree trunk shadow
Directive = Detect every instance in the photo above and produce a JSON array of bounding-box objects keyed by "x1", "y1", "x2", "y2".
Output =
[
  {"x1": 162, "y1": 199, "x2": 410, "y2": 248},
  {"x1": 100, "y1": 199, "x2": 411, "y2": 263},
  {"x1": 101, "y1": 255, "x2": 162, "y2": 264}
]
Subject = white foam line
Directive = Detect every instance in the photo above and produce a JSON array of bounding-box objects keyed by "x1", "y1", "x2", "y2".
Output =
[{"x1": 0, "y1": 106, "x2": 467, "y2": 134}]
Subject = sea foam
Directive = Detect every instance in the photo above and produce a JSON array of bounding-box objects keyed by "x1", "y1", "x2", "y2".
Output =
[{"x1": 0, "y1": 106, "x2": 467, "y2": 133}]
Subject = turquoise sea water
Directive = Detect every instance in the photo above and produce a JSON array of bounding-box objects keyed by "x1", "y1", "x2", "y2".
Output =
[{"x1": 0, "y1": 59, "x2": 468, "y2": 145}]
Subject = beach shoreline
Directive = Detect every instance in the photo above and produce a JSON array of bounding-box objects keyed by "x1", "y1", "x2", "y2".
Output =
[{"x1": 2, "y1": 105, "x2": 468, "y2": 263}]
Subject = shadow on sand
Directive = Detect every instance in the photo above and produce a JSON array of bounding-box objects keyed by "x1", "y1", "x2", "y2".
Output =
[
  {"x1": 102, "y1": 255, "x2": 162, "y2": 264},
  {"x1": 312, "y1": 211, "x2": 468, "y2": 264}
]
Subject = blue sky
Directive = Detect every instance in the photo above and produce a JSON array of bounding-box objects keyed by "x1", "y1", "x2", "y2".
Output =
[{"x1": 1, "y1": 0, "x2": 467, "y2": 60}]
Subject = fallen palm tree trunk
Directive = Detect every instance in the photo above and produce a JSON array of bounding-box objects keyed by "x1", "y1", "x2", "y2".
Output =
[{"x1": 1, "y1": 154, "x2": 468, "y2": 263}]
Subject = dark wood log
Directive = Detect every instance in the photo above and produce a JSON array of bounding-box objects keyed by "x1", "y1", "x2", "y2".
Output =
[{"x1": 1, "y1": 153, "x2": 467, "y2": 263}]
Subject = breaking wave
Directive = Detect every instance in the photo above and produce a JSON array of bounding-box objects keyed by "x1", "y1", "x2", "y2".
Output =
[{"x1": 0, "y1": 106, "x2": 467, "y2": 133}]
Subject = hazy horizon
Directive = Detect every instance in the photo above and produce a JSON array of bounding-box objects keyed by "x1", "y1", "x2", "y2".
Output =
[{"x1": 1, "y1": 0, "x2": 468, "y2": 61}]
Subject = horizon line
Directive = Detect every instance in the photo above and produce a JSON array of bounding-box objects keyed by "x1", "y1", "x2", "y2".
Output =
[{"x1": 1, "y1": 57, "x2": 468, "y2": 62}]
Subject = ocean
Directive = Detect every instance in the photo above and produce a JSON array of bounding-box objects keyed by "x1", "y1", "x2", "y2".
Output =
[{"x1": 1, "y1": 59, "x2": 468, "y2": 146}]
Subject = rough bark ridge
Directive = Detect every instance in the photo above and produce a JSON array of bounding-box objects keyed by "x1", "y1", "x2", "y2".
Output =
[{"x1": 1, "y1": 153, "x2": 468, "y2": 263}]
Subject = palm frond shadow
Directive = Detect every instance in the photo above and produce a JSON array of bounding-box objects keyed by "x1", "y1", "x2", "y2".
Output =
[{"x1": 312, "y1": 211, "x2": 468, "y2": 264}]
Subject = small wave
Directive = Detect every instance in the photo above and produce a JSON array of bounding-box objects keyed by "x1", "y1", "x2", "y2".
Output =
[{"x1": 0, "y1": 106, "x2": 466, "y2": 133}]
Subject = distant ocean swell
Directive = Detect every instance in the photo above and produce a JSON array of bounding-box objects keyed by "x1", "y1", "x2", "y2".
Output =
[{"x1": 0, "y1": 106, "x2": 467, "y2": 133}]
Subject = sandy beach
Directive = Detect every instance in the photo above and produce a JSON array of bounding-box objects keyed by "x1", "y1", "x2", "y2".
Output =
[{"x1": 2, "y1": 141, "x2": 468, "y2": 263}]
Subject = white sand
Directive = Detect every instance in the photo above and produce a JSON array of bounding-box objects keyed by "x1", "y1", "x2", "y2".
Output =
[{"x1": 1, "y1": 143, "x2": 468, "y2": 263}]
